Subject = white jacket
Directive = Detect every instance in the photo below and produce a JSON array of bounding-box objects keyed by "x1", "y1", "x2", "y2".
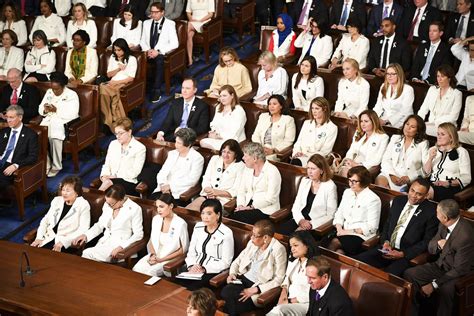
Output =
[
  {"x1": 66, "y1": 19, "x2": 98, "y2": 48},
  {"x1": 451, "y1": 42, "x2": 474, "y2": 90},
  {"x1": 270, "y1": 29, "x2": 296, "y2": 58},
  {"x1": 30, "y1": 13, "x2": 66, "y2": 46},
  {"x1": 373, "y1": 84, "x2": 414, "y2": 128},
  {"x1": 334, "y1": 77, "x2": 370, "y2": 117},
  {"x1": 331, "y1": 33, "x2": 370, "y2": 69},
  {"x1": 252, "y1": 113, "x2": 296, "y2": 152},
  {"x1": 111, "y1": 19, "x2": 142, "y2": 48},
  {"x1": 417, "y1": 86, "x2": 462, "y2": 128},
  {"x1": 282, "y1": 258, "x2": 310, "y2": 303},
  {"x1": 291, "y1": 74, "x2": 325, "y2": 111},
  {"x1": 64, "y1": 46, "x2": 99, "y2": 83},
  {"x1": 140, "y1": 18, "x2": 179, "y2": 54},
  {"x1": 255, "y1": 67, "x2": 289, "y2": 104},
  {"x1": 0, "y1": 46, "x2": 24, "y2": 76},
  {"x1": 0, "y1": 20, "x2": 27, "y2": 46},
  {"x1": 24, "y1": 46, "x2": 56, "y2": 78},
  {"x1": 295, "y1": 32, "x2": 333, "y2": 66},
  {"x1": 209, "y1": 105, "x2": 247, "y2": 142},
  {"x1": 292, "y1": 120, "x2": 338, "y2": 163},
  {"x1": 428, "y1": 146, "x2": 472, "y2": 189},
  {"x1": 345, "y1": 132, "x2": 389, "y2": 169},
  {"x1": 149, "y1": 213, "x2": 189, "y2": 258}
]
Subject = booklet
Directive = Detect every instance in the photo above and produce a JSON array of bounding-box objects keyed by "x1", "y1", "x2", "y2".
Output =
[{"x1": 175, "y1": 272, "x2": 204, "y2": 280}]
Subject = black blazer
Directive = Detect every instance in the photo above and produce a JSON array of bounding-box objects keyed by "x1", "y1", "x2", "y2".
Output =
[
  {"x1": 367, "y1": 34, "x2": 412, "y2": 71},
  {"x1": 444, "y1": 12, "x2": 474, "y2": 42},
  {"x1": 380, "y1": 195, "x2": 438, "y2": 260},
  {"x1": 410, "y1": 41, "x2": 453, "y2": 84},
  {"x1": 399, "y1": 5, "x2": 442, "y2": 43},
  {"x1": 329, "y1": 0, "x2": 367, "y2": 31},
  {"x1": 107, "y1": 0, "x2": 147, "y2": 20},
  {"x1": 366, "y1": 2, "x2": 404, "y2": 36},
  {"x1": 0, "y1": 83, "x2": 40, "y2": 123},
  {"x1": 0, "y1": 125, "x2": 38, "y2": 168},
  {"x1": 161, "y1": 97, "x2": 210, "y2": 142},
  {"x1": 307, "y1": 280, "x2": 355, "y2": 316},
  {"x1": 294, "y1": 0, "x2": 329, "y2": 26}
]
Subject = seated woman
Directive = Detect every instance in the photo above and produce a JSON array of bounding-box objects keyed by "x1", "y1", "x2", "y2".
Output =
[
  {"x1": 333, "y1": 58, "x2": 370, "y2": 119},
  {"x1": 459, "y1": 95, "x2": 474, "y2": 145},
  {"x1": 151, "y1": 128, "x2": 204, "y2": 203},
  {"x1": 278, "y1": 154, "x2": 337, "y2": 236},
  {"x1": 330, "y1": 19, "x2": 370, "y2": 71},
  {"x1": 111, "y1": 5, "x2": 142, "y2": 50},
  {"x1": 187, "y1": 139, "x2": 245, "y2": 213},
  {"x1": 230, "y1": 142, "x2": 282, "y2": 225},
  {"x1": 268, "y1": 13, "x2": 296, "y2": 63},
  {"x1": 291, "y1": 56, "x2": 324, "y2": 111},
  {"x1": 133, "y1": 193, "x2": 189, "y2": 277},
  {"x1": 373, "y1": 63, "x2": 414, "y2": 129},
  {"x1": 38, "y1": 72, "x2": 79, "y2": 177},
  {"x1": 252, "y1": 94, "x2": 296, "y2": 161},
  {"x1": 423, "y1": 122, "x2": 471, "y2": 201},
  {"x1": 221, "y1": 220, "x2": 287, "y2": 316},
  {"x1": 291, "y1": 97, "x2": 337, "y2": 166},
  {"x1": 205, "y1": 46, "x2": 252, "y2": 98},
  {"x1": 200, "y1": 85, "x2": 247, "y2": 151},
  {"x1": 187, "y1": 288, "x2": 218, "y2": 316},
  {"x1": 0, "y1": 3, "x2": 27, "y2": 46},
  {"x1": 64, "y1": 30, "x2": 99, "y2": 86},
  {"x1": 100, "y1": 38, "x2": 137, "y2": 133},
  {"x1": 29, "y1": 0, "x2": 66, "y2": 47},
  {"x1": 294, "y1": 18, "x2": 333, "y2": 67},
  {"x1": 177, "y1": 198, "x2": 234, "y2": 291},
  {"x1": 99, "y1": 117, "x2": 146, "y2": 196},
  {"x1": 376, "y1": 115, "x2": 429, "y2": 191},
  {"x1": 338, "y1": 109, "x2": 389, "y2": 178},
  {"x1": 253, "y1": 51, "x2": 289, "y2": 106},
  {"x1": 417, "y1": 65, "x2": 463, "y2": 136},
  {"x1": 326, "y1": 166, "x2": 381, "y2": 256},
  {"x1": 66, "y1": 3, "x2": 98, "y2": 48},
  {"x1": 0, "y1": 30, "x2": 24, "y2": 80},
  {"x1": 186, "y1": 0, "x2": 215, "y2": 66},
  {"x1": 267, "y1": 231, "x2": 318, "y2": 316},
  {"x1": 30, "y1": 176, "x2": 90, "y2": 253},
  {"x1": 24, "y1": 30, "x2": 56, "y2": 83},
  {"x1": 74, "y1": 184, "x2": 144, "y2": 263}
]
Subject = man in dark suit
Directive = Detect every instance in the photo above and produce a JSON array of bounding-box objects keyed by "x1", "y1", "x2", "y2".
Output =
[
  {"x1": 0, "y1": 105, "x2": 38, "y2": 190},
  {"x1": 108, "y1": 0, "x2": 147, "y2": 20},
  {"x1": 356, "y1": 178, "x2": 438, "y2": 277},
  {"x1": 399, "y1": 0, "x2": 442, "y2": 43},
  {"x1": 306, "y1": 257, "x2": 354, "y2": 316},
  {"x1": 366, "y1": 0, "x2": 404, "y2": 36},
  {"x1": 156, "y1": 77, "x2": 209, "y2": 142},
  {"x1": 329, "y1": 0, "x2": 367, "y2": 33},
  {"x1": 368, "y1": 18, "x2": 412, "y2": 77},
  {"x1": 444, "y1": 0, "x2": 474, "y2": 44},
  {"x1": 404, "y1": 199, "x2": 474, "y2": 316},
  {"x1": 0, "y1": 68, "x2": 40, "y2": 123},
  {"x1": 293, "y1": 0, "x2": 329, "y2": 27}
]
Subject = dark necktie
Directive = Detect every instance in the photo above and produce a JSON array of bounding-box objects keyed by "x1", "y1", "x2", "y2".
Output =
[
  {"x1": 408, "y1": 8, "x2": 421, "y2": 40},
  {"x1": 305, "y1": 36, "x2": 316, "y2": 57},
  {"x1": 0, "y1": 130, "x2": 17, "y2": 168},
  {"x1": 119, "y1": 0, "x2": 128, "y2": 16},
  {"x1": 455, "y1": 15, "x2": 465, "y2": 39},
  {"x1": 150, "y1": 21, "x2": 159, "y2": 48},
  {"x1": 380, "y1": 38, "x2": 389, "y2": 69}
]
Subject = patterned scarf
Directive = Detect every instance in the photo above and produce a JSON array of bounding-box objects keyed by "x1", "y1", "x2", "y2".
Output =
[{"x1": 70, "y1": 47, "x2": 87, "y2": 80}]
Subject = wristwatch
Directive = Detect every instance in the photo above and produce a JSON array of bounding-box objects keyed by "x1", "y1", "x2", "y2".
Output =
[
  {"x1": 431, "y1": 280, "x2": 439, "y2": 289},
  {"x1": 448, "y1": 179, "x2": 452, "y2": 187}
]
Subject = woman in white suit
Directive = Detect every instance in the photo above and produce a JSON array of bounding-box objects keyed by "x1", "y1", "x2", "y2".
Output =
[
  {"x1": 291, "y1": 56, "x2": 324, "y2": 112},
  {"x1": 0, "y1": 3, "x2": 27, "y2": 46},
  {"x1": 294, "y1": 18, "x2": 333, "y2": 67},
  {"x1": 330, "y1": 20, "x2": 370, "y2": 70},
  {"x1": 64, "y1": 30, "x2": 99, "y2": 85},
  {"x1": 254, "y1": 51, "x2": 289, "y2": 106},
  {"x1": 30, "y1": 0, "x2": 66, "y2": 47},
  {"x1": 24, "y1": 30, "x2": 56, "y2": 82},
  {"x1": 291, "y1": 97, "x2": 337, "y2": 166},
  {"x1": 376, "y1": 115, "x2": 430, "y2": 191},
  {"x1": 252, "y1": 94, "x2": 296, "y2": 161},
  {"x1": 31, "y1": 176, "x2": 90, "y2": 253},
  {"x1": 75, "y1": 184, "x2": 144, "y2": 263},
  {"x1": 110, "y1": 5, "x2": 142, "y2": 50},
  {"x1": 0, "y1": 30, "x2": 24, "y2": 80},
  {"x1": 417, "y1": 65, "x2": 463, "y2": 136},
  {"x1": 66, "y1": 3, "x2": 98, "y2": 48},
  {"x1": 279, "y1": 154, "x2": 337, "y2": 236},
  {"x1": 133, "y1": 194, "x2": 189, "y2": 277},
  {"x1": 373, "y1": 63, "x2": 414, "y2": 129},
  {"x1": 99, "y1": 117, "x2": 146, "y2": 196}
]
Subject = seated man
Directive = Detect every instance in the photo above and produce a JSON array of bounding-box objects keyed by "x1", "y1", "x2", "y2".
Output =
[
  {"x1": 399, "y1": 0, "x2": 442, "y2": 43},
  {"x1": 366, "y1": 0, "x2": 403, "y2": 37},
  {"x1": 64, "y1": 30, "x2": 99, "y2": 86},
  {"x1": 356, "y1": 178, "x2": 438, "y2": 277},
  {"x1": 444, "y1": 0, "x2": 473, "y2": 44}
]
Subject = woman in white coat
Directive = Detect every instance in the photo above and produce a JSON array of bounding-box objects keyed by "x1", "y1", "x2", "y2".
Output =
[
  {"x1": 291, "y1": 97, "x2": 337, "y2": 166},
  {"x1": 417, "y1": 65, "x2": 463, "y2": 136},
  {"x1": 0, "y1": 3, "x2": 27, "y2": 46},
  {"x1": 373, "y1": 63, "x2": 414, "y2": 128},
  {"x1": 64, "y1": 30, "x2": 99, "y2": 85},
  {"x1": 66, "y1": 3, "x2": 98, "y2": 48},
  {"x1": 200, "y1": 85, "x2": 247, "y2": 151},
  {"x1": 74, "y1": 184, "x2": 144, "y2": 263},
  {"x1": 330, "y1": 20, "x2": 370, "y2": 70},
  {"x1": 24, "y1": 30, "x2": 56, "y2": 82},
  {"x1": 254, "y1": 51, "x2": 289, "y2": 106},
  {"x1": 31, "y1": 176, "x2": 90, "y2": 253},
  {"x1": 0, "y1": 30, "x2": 24, "y2": 80},
  {"x1": 268, "y1": 13, "x2": 296, "y2": 62},
  {"x1": 133, "y1": 194, "x2": 189, "y2": 277},
  {"x1": 294, "y1": 18, "x2": 333, "y2": 67},
  {"x1": 291, "y1": 56, "x2": 324, "y2": 112},
  {"x1": 30, "y1": 0, "x2": 66, "y2": 47},
  {"x1": 110, "y1": 5, "x2": 142, "y2": 50}
]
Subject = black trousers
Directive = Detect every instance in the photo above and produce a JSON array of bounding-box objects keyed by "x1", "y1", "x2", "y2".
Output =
[
  {"x1": 149, "y1": 55, "x2": 164, "y2": 93},
  {"x1": 221, "y1": 275, "x2": 257, "y2": 316},
  {"x1": 432, "y1": 185, "x2": 462, "y2": 202},
  {"x1": 0, "y1": 162, "x2": 13, "y2": 190},
  {"x1": 111, "y1": 178, "x2": 139, "y2": 196},
  {"x1": 173, "y1": 272, "x2": 218, "y2": 291},
  {"x1": 229, "y1": 209, "x2": 269, "y2": 225},
  {"x1": 355, "y1": 247, "x2": 411, "y2": 277},
  {"x1": 277, "y1": 218, "x2": 299, "y2": 236}
]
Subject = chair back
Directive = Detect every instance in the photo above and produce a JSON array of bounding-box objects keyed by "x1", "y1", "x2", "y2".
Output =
[
  {"x1": 259, "y1": 26, "x2": 276, "y2": 51},
  {"x1": 53, "y1": 46, "x2": 69, "y2": 74},
  {"x1": 240, "y1": 102, "x2": 265, "y2": 140},
  {"x1": 94, "y1": 16, "x2": 114, "y2": 48}
]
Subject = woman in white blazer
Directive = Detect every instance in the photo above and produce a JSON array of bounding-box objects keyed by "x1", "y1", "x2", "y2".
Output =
[
  {"x1": 230, "y1": 142, "x2": 282, "y2": 225},
  {"x1": 99, "y1": 117, "x2": 146, "y2": 195},
  {"x1": 373, "y1": 63, "x2": 414, "y2": 129},
  {"x1": 31, "y1": 176, "x2": 90, "y2": 253},
  {"x1": 330, "y1": 21, "x2": 370, "y2": 70},
  {"x1": 30, "y1": 1, "x2": 66, "y2": 47},
  {"x1": 376, "y1": 115, "x2": 430, "y2": 191},
  {"x1": 328, "y1": 166, "x2": 381, "y2": 256},
  {"x1": 151, "y1": 128, "x2": 204, "y2": 201},
  {"x1": 66, "y1": 3, "x2": 98, "y2": 48},
  {"x1": 110, "y1": 5, "x2": 142, "y2": 50},
  {"x1": 75, "y1": 184, "x2": 144, "y2": 263},
  {"x1": 254, "y1": 51, "x2": 289, "y2": 106},
  {"x1": 291, "y1": 56, "x2": 324, "y2": 111},
  {"x1": 64, "y1": 30, "x2": 99, "y2": 85},
  {"x1": 133, "y1": 194, "x2": 189, "y2": 277},
  {"x1": 252, "y1": 94, "x2": 296, "y2": 161},
  {"x1": 0, "y1": 3, "x2": 28, "y2": 46},
  {"x1": 200, "y1": 85, "x2": 247, "y2": 151},
  {"x1": 295, "y1": 19, "x2": 333, "y2": 67},
  {"x1": 24, "y1": 30, "x2": 56, "y2": 82},
  {"x1": 417, "y1": 65, "x2": 463, "y2": 136},
  {"x1": 279, "y1": 154, "x2": 338, "y2": 236},
  {"x1": 222, "y1": 220, "x2": 287, "y2": 316},
  {"x1": 291, "y1": 97, "x2": 338, "y2": 166},
  {"x1": 0, "y1": 30, "x2": 24, "y2": 79},
  {"x1": 268, "y1": 13, "x2": 296, "y2": 62}
]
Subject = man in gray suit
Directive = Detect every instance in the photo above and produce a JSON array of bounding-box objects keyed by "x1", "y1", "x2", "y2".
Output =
[
  {"x1": 404, "y1": 199, "x2": 474, "y2": 316},
  {"x1": 145, "y1": 0, "x2": 185, "y2": 20}
]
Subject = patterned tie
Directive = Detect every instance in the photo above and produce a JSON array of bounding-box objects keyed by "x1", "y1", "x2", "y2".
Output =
[
  {"x1": 456, "y1": 15, "x2": 465, "y2": 39},
  {"x1": 390, "y1": 205, "x2": 414, "y2": 248},
  {"x1": 11, "y1": 89, "x2": 18, "y2": 105},
  {"x1": 339, "y1": 2, "x2": 350, "y2": 26},
  {"x1": 180, "y1": 103, "x2": 190, "y2": 128},
  {"x1": 421, "y1": 44, "x2": 436, "y2": 81},
  {"x1": 383, "y1": 6, "x2": 389, "y2": 19},
  {"x1": 408, "y1": 9, "x2": 421, "y2": 40},
  {"x1": 298, "y1": 1, "x2": 309, "y2": 25},
  {"x1": 21, "y1": 0, "x2": 26, "y2": 16},
  {"x1": 0, "y1": 130, "x2": 17, "y2": 168}
]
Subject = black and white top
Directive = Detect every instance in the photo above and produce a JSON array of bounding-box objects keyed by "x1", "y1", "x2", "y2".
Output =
[{"x1": 428, "y1": 146, "x2": 471, "y2": 189}]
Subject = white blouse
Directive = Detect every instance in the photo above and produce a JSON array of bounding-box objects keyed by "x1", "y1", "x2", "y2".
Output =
[
  {"x1": 107, "y1": 55, "x2": 137, "y2": 81},
  {"x1": 373, "y1": 84, "x2": 414, "y2": 128},
  {"x1": 255, "y1": 67, "x2": 289, "y2": 105},
  {"x1": 332, "y1": 33, "x2": 370, "y2": 69},
  {"x1": 291, "y1": 74, "x2": 325, "y2": 111},
  {"x1": 30, "y1": 14, "x2": 66, "y2": 46},
  {"x1": 334, "y1": 77, "x2": 370, "y2": 117},
  {"x1": 111, "y1": 19, "x2": 143, "y2": 48},
  {"x1": 66, "y1": 19, "x2": 98, "y2": 48},
  {"x1": 0, "y1": 20, "x2": 28, "y2": 46},
  {"x1": 345, "y1": 132, "x2": 390, "y2": 169}
]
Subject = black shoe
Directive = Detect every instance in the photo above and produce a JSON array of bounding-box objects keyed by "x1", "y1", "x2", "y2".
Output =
[{"x1": 151, "y1": 93, "x2": 161, "y2": 103}]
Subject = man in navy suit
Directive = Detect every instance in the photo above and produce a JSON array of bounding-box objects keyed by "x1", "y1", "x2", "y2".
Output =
[
  {"x1": 444, "y1": 0, "x2": 474, "y2": 44},
  {"x1": 293, "y1": 0, "x2": 329, "y2": 27},
  {"x1": 329, "y1": 0, "x2": 367, "y2": 33},
  {"x1": 356, "y1": 178, "x2": 439, "y2": 277},
  {"x1": 399, "y1": 0, "x2": 442, "y2": 43},
  {"x1": 367, "y1": 0, "x2": 404, "y2": 36}
]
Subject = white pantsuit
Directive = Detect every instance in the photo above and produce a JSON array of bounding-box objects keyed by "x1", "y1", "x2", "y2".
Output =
[
  {"x1": 334, "y1": 77, "x2": 370, "y2": 118},
  {"x1": 373, "y1": 84, "x2": 414, "y2": 128},
  {"x1": 291, "y1": 74, "x2": 324, "y2": 111},
  {"x1": 294, "y1": 32, "x2": 333, "y2": 67},
  {"x1": 345, "y1": 132, "x2": 389, "y2": 169},
  {"x1": 0, "y1": 46, "x2": 24, "y2": 76},
  {"x1": 331, "y1": 33, "x2": 370, "y2": 69},
  {"x1": 64, "y1": 46, "x2": 99, "y2": 84},
  {"x1": 30, "y1": 14, "x2": 66, "y2": 47},
  {"x1": 458, "y1": 95, "x2": 474, "y2": 145},
  {"x1": 292, "y1": 120, "x2": 338, "y2": 165},
  {"x1": 255, "y1": 67, "x2": 289, "y2": 105},
  {"x1": 0, "y1": 20, "x2": 28, "y2": 46},
  {"x1": 66, "y1": 19, "x2": 98, "y2": 48}
]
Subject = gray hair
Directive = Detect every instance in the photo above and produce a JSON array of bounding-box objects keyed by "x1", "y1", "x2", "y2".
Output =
[
  {"x1": 438, "y1": 199, "x2": 460, "y2": 220},
  {"x1": 175, "y1": 128, "x2": 197, "y2": 147},
  {"x1": 7, "y1": 68, "x2": 22, "y2": 79},
  {"x1": 243, "y1": 142, "x2": 266, "y2": 161},
  {"x1": 6, "y1": 105, "x2": 24, "y2": 116}
]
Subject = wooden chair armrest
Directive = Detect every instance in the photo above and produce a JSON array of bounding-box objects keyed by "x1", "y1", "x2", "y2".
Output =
[
  {"x1": 314, "y1": 221, "x2": 334, "y2": 236},
  {"x1": 224, "y1": 198, "x2": 236, "y2": 215},
  {"x1": 455, "y1": 272, "x2": 474, "y2": 293},
  {"x1": 90, "y1": 178, "x2": 102, "y2": 189},
  {"x1": 201, "y1": 16, "x2": 222, "y2": 30},
  {"x1": 409, "y1": 252, "x2": 432, "y2": 266},
  {"x1": 195, "y1": 133, "x2": 209, "y2": 144},
  {"x1": 256, "y1": 287, "x2": 281, "y2": 306},
  {"x1": 239, "y1": 91, "x2": 255, "y2": 102},
  {"x1": 116, "y1": 239, "x2": 147, "y2": 260},
  {"x1": 135, "y1": 182, "x2": 149, "y2": 197},
  {"x1": 180, "y1": 185, "x2": 202, "y2": 202},
  {"x1": 163, "y1": 255, "x2": 186, "y2": 277},
  {"x1": 454, "y1": 187, "x2": 474, "y2": 209},
  {"x1": 29, "y1": 116, "x2": 43, "y2": 125},
  {"x1": 361, "y1": 235, "x2": 380, "y2": 250},
  {"x1": 23, "y1": 228, "x2": 38, "y2": 244},
  {"x1": 276, "y1": 146, "x2": 293, "y2": 162},
  {"x1": 269, "y1": 205, "x2": 291, "y2": 223},
  {"x1": 209, "y1": 271, "x2": 230, "y2": 288}
]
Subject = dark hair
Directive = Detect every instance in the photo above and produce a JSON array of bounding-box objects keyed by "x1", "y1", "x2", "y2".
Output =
[
  {"x1": 183, "y1": 77, "x2": 198, "y2": 89},
  {"x1": 307, "y1": 257, "x2": 331, "y2": 277},
  {"x1": 39, "y1": 0, "x2": 56, "y2": 14},
  {"x1": 289, "y1": 231, "x2": 319, "y2": 261},
  {"x1": 59, "y1": 175, "x2": 83, "y2": 196},
  {"x1": 410, "y1": 177, "x2": 431, "y2": 193},
  {"x1": 119, "y1": 4, "x2": 139, "y2": 30},
  {"x1": 267, "y1": 94, "x2": 289, "y2": 115},
  {"x1": 438, "y1": 199, "x2": 460, "y2": 220},
  {"x1": 381, "y1": 17, "x2": 396, "y2": 26},
  {"x1": 105, "y1": 184, "x2": 126, "y2": 200},
  {"x1": 200, "y1": 198, "x2": 223, "y2": 223},
  {"x1": 347, "y1": 166, "x2": 372, "y2": 188},
  {"x1": 307, "y1": 153, "x2": 333, "y2": 182},
  {"x1": 0, "y1": 3, "x2": 20, "y2": 22},
  {"x1": 175, "y1": 127, "x2": 197, "y2": 147},
  {"x1": 112, "y1": 38, "x2": 131, "y2": 63},
  {"x1": 294, "y1": 55, "x2": 318, "y2": 90},
  {"x1": 436, "y1": 64, "x2": 457, "y2": 88},
  {"x1": 150, "y1": 2, "x2": 165, "y2": 11},
  {"x1": 187, "y1": 288, "x2": 217, "y2": 316},
  {"x1": 430, "y1": 20, "x2": 444, "y2": 33},
  {"x1": 50, "y1": 72, "x2": 69, "y2": 86},
  {"x1": 156, "y1": 192, "x2": 174, "y2": 206},
  {"x1": 400, "y1": 114, "x2": 427, "y2": 144},
  {"x1": 32, "y1": 30, "x2": 48, "y2": 46},
  {"x1": 220, "y1": 139, "x2": 243, "y2": 162},
  {"x1": 72, "y1": 30, "x2": 90, "y2": 46},
  {"x1": 346, "y1": 18, "x2": 362, "y2": 34},
  {"x1": 254, "y1": 219, "x2": 275, "y2": 237},
  {"x1": 311, "y1": 18, "x2": 328, "y2": 38},
  {"x1": 1, "y1": 29, "x2": 18, "y2": 46}
]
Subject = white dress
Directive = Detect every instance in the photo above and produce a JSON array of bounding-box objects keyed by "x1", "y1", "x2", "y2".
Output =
[{"x1": 186, "y1": 0, "x2": 215, "y2": 33}]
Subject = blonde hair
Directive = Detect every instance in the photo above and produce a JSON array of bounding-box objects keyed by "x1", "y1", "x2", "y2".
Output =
[
  {"x1": 438, "y1": 122, "x2": 460, "y2": 148},
  {"x1": 72, "y1": 3, "x2": 89, "y2": 22},
  {"x1": 258, "y1": 50, "x2": 277, "y2": 69},
  {"x1": 343, "y1": 58, "x2": 361, "y2": 79},
  {"x1": 218, "y1": 46, "x2": 239, "y2": 67},
  {"x1": 381, "y1": 63, "x2": 405, "y2": 100}
]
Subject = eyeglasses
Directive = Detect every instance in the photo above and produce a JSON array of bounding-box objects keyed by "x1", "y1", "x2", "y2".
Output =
[
  {"x1": 114, "y1": 130, "x2": 127, "y2": 137},
  {"x1": 150, "y1": 10, "x2": 162, "y2": 14},
  {"x1": 107, "y1": 199, "x2": 120, "y2": 208},
  {"x1": 251, "y1": 233, "x2": 262, "y2": 239},
  {"x1": 348, "y1": 179, "x2": 361, "y2": 184}
]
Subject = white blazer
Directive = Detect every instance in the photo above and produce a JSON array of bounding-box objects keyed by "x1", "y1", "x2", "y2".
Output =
[
  {"x1": 428, "y1": 146, "x2": 472, "y2": 189},
  {"x1": 36, "y1": 196, "x2": 91, "y2": 249},
  {"x1": 331, "y1": 33, "x2": 370, "y2": 69},
  {"x1": 64, "y1": 46, "x2": 99, "y2": 83},
  {"x1": 24, "y1": 46, "x2": 56, "y2": 78},
  {"x1": 0, "y1": 46, "x2": 24, "y2": 76},
  {"x1": 334, "y1": 77, "x2": 370, "y2": 117},
  {"x1": 154, "y1": 148, "x2": 204, "y2": 199},
  {"x1": 345, "y1": 132, "x2": 390, "y2": 169},
  {"x1": 270, "y1": 29, "x2": 296, "y2": 58},
  {"x1": 255, "y1": 67, "x2": 289, "y2": 104},
  {"x1": 237, "y1": 160, "x2": 282, "y2": 215},
  {"x1": 291, "y1": 178, "x2": 338, "y2": 229},
  {"x1": 417, "y1": 86, "x2": 462, "y2": 128},
  {"x1": 333, "y1": 187, "x2": 382, "y2": 240},
  {"x1": 66, "y1": 19, "x2": 98, "y2": 48},
  {"x1": 373, "y1": 84, "x2": 414, "y2": 128},
  {"x1": 252, "y1": 113, "x2": 296, "y2": 152},
  {"x1": 281, "y1": 258, "x2": 310, "y2": 304},
  {"x1": 295, "y1": 32, "x2": 333, "y2": 66},
  {"x1": 149, "y1": 213, "x2": 189, "y2": 258},
  {"x1": 0, "y1": 20, "x2": 27, "y2": 46},
  {"x1": 100, "y1": 137, "x2": 146, "y2": 184},
  {"x1": 292, "y1": 120, "x2": 338, "y2": 164},
  {"x1": 30, "y1": 14, "x2": 66, "y2": 46},
  {"x1": 111, "y1": 19, "x2": 142, "y2": 48},
  {"x1": 140, "y1": 18, "x2": 179, "y2": 54},
  {"x1": 291, "y1": 74, "x2": 325, "y2": 111},
  {"x1": 209, "y1": 105, "x2": 247, "y2": 142},
  {"x1": 451, "y1": 42, "x2": 474, "y2": 90}
]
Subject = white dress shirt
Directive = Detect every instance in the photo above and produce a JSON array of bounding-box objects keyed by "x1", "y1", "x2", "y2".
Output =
[
  {"x1": 379, "y1": 33, "x2": 395, "y2": 69},
  {"x1": 107, "y1": 55, "x2": 137, "y2": 81},
  {"x1": 412, "y1": 4, "x2": 428, "y2": 38},
  {"x1": 255, "y1": 67, "x2": 289, "y2": 105},
  {"x1": 392, "y1": 201, "x2": 419, "y2": 249},
  {"x1": 0, "y1": 124, "x2": 23, "y2": 163},
  {"x1": 373, "y1": 84, "x2": 414, "y2": 128}
]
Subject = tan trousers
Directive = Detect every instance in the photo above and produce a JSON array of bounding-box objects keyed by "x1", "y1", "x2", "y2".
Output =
[{"x1": 100, "y1": 83, "x2": 126, "y2": 132}]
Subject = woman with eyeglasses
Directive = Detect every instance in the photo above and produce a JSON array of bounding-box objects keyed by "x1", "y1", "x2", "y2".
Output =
[
  {"x1": 74, "y1": 184, "x2": 144, "y2": 263},
  {"x1": 64, "y1": 30, "x2": 99, "y2": 86},
  {"x1": 0, "y1": 30, "x2": 24, "y2": 80},
  {"x1": 29, "y1": 0, "x2": 66, "y2": 47},
  {"x1": 330, "y1": 19, "x2": 369, "y2": 70},
  {"x1": 0, "y1": 3, "x2": 27, "y2": 46},
  {"x1": 98, "y1": 117, "x2": 146, "y2": 195},
  {"x1": 111, "y1": 5, "x2": 142, "y2": 50},
  {"x1": 294, "y1": 18, "x2": 333, "y2": 67},
  {"x1": 24, "y1": 30, "x2": 56, "y2": 82},
  {"x1": 291, "y1": 56, "x2": 324, "y2": 112},
  {"x1": 66, "y1": 2, "x2": 98, "y2": 48}
]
